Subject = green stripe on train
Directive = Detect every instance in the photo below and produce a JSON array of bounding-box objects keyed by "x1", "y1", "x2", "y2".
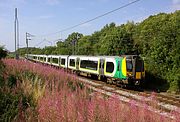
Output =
[{"x1": 114, "y1": 57, "x2": 126, "y2": 79}]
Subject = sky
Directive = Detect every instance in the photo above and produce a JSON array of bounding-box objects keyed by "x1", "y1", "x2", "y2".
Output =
[{"x1": 0, "y1": 0, "x2": 180, "y2": 51}]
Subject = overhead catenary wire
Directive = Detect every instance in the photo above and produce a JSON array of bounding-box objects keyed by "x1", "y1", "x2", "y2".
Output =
[
  {"x1": 35, "y1": 0, "x2": 141, "y2": 38},
  {"x1": 34, "y1": 39, "x2": 53, "y2": 47}
]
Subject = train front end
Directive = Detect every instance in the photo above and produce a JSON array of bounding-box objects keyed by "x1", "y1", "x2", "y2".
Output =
[{"x1": 125, "y1": 55, "x2": 145, "y2": 85}]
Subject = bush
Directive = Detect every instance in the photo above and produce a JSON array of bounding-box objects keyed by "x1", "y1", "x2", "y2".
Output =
[
  {"x1": 167, "y1": 69, "x2": 180, "y2": 93},
  {"x1": 7, "y1": 75, "x2": 17, "y2": 88},
  {"x1": 0, "y1": 46, "x2": 7, "y2": 60},
  {"x1": 0, "y1": 61, "x2": 5, "y2": 87}
]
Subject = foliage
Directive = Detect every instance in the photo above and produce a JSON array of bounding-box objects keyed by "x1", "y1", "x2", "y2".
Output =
[
  {"x1": 0, "y1": 60, "x2": 37, "y2": 121},
  {"x1": 17, "y1": 47, "x2": 42, "y2": 56},
  {"x1": 0, "y1": 46, "x2": 7, "y2": 60},
  {"x1": 0, "y1": 92, "x2": 19, "y2": 121},
  {"x1": 134, "y1": 11, "x2": 180, "y2": 93},
  {"x1": 0, "y1": 60, "x2": 5, "y2": 87},
  {"x1": 78, "y1": 36, "x2": 94, "y2": 55},
  {"x1": 98, "y1": 22, "x2": 137, "y2": 55},
  {"x1": 56, "y1": 32, "x2": 83, "y2": 55}
]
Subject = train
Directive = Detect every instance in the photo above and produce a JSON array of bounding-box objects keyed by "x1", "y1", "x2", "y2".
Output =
[{"x1": 26, "y1": 54, "x2": 145, "y2": 86}]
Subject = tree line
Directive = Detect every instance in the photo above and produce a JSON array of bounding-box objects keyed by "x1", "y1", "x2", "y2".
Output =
[{"x1": 17, "y1": 10, "x2": 180, "y2": 93}]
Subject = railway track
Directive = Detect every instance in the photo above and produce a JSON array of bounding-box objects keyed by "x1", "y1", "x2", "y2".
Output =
[
  {"x1": 79, "y1": 75, "x2": 180, "y2": 107},
  {"x1": 77, "y1": 76, "x2": 180, "y2": 119}
]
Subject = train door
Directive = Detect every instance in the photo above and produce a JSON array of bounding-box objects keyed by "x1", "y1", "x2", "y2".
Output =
[
  {"x1": 76, "y1": 57, "x2": 80, "y2": 70},
  {"x1": 116, "y1": 57, "x2": 126, "y2": 80},
  {"x1": 118, "y1": 60, "x2": 121, "y2": 78},
  {"x1": 115, "y1": 58, "x2": 122, "y2": 79},
  {"x1": 99, "y1": 59, "x2": 105, "y2": 75},
  {"x1": 59, "y1": 57, "x2": 61, "y2": 66}
]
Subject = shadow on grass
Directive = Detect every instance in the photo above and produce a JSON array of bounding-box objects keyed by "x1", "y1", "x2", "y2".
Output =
[{"x1": 142, "y1": 71, "x2": 169, "y2": 92}]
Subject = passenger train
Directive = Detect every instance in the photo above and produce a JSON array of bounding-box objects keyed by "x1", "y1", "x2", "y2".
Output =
[{"x1": 26, "y1": 54, "x2": 145, "y2": 86}]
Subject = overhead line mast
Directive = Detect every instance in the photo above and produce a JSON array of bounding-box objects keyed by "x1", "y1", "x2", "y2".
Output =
[{"x1": 14, "y1": 8, "x2": 19, "y2": 59}]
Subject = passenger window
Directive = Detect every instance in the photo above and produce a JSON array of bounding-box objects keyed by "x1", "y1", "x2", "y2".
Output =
[
  {"x1": 70, "y1": 59, "x2": 75, "y2": 67},
  {"x1": 48, "y1": 58, "x2": 51, "y2": 62},
  {"x1": 80, "y1": 60, "x2": 98, "y2": 70},
  {"x1": 61, "y1": 59, "x2": 65, "y2": 65},
  {"x1": 52, "y1": 58, "x2": 58, "y2": 64},
  {"x1": 106, "y1": 62, "x2": 114, "y2": 73}
]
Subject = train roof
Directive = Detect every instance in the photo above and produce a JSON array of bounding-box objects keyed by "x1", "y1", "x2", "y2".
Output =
[{"x1": 27, "y1": 54, "x2": 140, "y2": 59}]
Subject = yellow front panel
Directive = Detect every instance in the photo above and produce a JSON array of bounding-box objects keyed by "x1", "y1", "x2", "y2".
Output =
[
  {"x1": 136, "y1": 72, "x2": 141, "y2": 79},
  {"x1": 122, "y1": 58, "x2": 127, "y2": 77},
  {"x1": 135, "y1": 72, "x2": 145, "y2": 79}
]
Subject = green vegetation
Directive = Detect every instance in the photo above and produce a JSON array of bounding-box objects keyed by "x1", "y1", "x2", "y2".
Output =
[
  {"x1": 0, "y1": 46, "x2": 7, "y2": 60},
  {"x1": 17, "y1": 11, "x2": 180, "y2": 93},
  {"x1": 16, "y1": 47, "x2": 42, "y2": 56},
  {"x1": 135, "y1": 11, "x2": 180, "y2": 93},
  {"x1": 0, "y1": 64, "x2": 36, "y2": 121}
]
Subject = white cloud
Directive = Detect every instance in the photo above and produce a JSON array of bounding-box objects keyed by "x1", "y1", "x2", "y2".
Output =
[{"x1": 172, "y1": 0, "x2": 180, "y2": 10}]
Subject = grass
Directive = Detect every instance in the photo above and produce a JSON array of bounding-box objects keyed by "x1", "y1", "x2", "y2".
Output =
[{"x1": 1, "y1": 59, "x2": 179, "y2": 122}]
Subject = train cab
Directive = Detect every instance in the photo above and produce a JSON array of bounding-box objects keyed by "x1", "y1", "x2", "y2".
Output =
[{"x1": 125, "y1": 55, "x2": 145, "y2": 85}]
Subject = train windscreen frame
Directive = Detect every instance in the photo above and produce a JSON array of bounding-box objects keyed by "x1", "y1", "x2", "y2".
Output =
[
  {"x1": 135, "y1": 59, "x2": 144, "y2": 72},
  {"x1": 126, "y1": 59, "x2": 133, "y2": 72}
]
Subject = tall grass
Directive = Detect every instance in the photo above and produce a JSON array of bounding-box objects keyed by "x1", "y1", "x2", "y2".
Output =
[
  {"x1": 38, "y1": 86, "x2": 179, "y2": 122},
  {"x1": 2, "y1": 59, "x2": 180, "y2": 122}
]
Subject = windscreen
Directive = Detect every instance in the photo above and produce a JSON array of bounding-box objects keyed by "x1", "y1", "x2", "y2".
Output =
[
  {"x1": 126, "y1": 60, "x2": 133, "y2": 72},
  {"x1": 135, "y1": 59, "x2": 144, "y2": 72}
]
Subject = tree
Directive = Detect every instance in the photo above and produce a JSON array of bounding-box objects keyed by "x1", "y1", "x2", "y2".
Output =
[
  {"x1": 64, "y1": 32, "x2": 83, "y2": 55},
  {"x1": 78, "y1": 36, "x2": 93, "y2": 55},
  {"x1": 0, "y1": 46, "x2": 7, "y2": 60},
  {"x1": 97, "y1": 22, "x2": 136, "y2": 55}
]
